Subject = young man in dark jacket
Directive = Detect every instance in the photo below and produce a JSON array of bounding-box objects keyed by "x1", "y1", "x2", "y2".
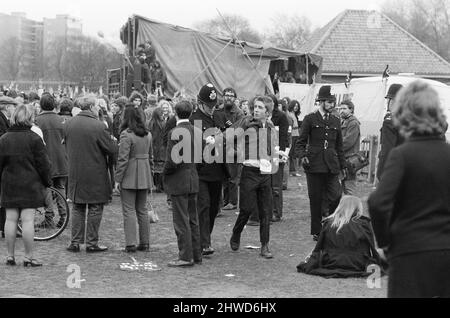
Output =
[
  {"x1": 229, "y1": 96, "x2": 280, "y2": 259},
  {"x1": 163, "y1": 100, "x2": 202, "y2": 267},
  {"x1": 35, "y1": 93, "x2": 68, "y2": 228}
]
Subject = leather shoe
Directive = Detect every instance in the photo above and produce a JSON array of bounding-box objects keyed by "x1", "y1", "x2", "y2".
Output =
[
  {"x1": 86, "y1": 245, "x2": 108, "y2": 253},
  {"x1": 137, "y1": 244, "x2": 150, "y2": 252},
  {"x1": 66, "y1": 244, "x2": 80, "y2": 253},
  {"x1": 271, "y1": 216, "x2": 281, "y2": 223},
  {"x1": 194, "y1": 259, "x2": 202, "y2": 265},
  {"x1": 230, "y1": 234, "x2": 240, "y2": 251},
  {"x1": 260, "y1": 244, "x2": 273, "y2": 259},
  {"x1": 123, "y1": 245, "x2": 137, "y2": 253},
  {"x1": 202, "y1": 247, "x2": 214, "y2": 256},
  {"x1": 167, "y1": 259, "x2": 194, "y2": 267}
]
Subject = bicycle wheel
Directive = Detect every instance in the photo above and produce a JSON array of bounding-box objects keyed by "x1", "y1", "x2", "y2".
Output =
[{"x1": 19, "y1": 187, "x2": 70, "y2": 241}]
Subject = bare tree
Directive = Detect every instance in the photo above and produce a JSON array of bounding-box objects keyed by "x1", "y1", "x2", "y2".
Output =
[
  {"x1": 193, "y1": 14, "x2": 262, "y2": 43},
  {"x1": 382, "y1": 0, "x2": 450, "y2": 61},
  {"x1": 264, "y1": 14, "x2": 313, "y2": 51},
  {"x1": 0, "y1": 37, "x2": 26, "y2": 81}
]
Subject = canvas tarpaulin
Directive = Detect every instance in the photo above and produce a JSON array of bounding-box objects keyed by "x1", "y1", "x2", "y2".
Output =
[{"x1": 135, "y1": 15, "x2": 273, "y2": 98}]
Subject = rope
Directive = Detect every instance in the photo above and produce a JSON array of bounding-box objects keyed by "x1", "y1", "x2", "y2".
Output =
[
  {"x1": 216, "y1": 9, "x2": 273, "y2": 93},
  {"x1": 184, "y1": 38, "x2": 234, "y2": 93}
]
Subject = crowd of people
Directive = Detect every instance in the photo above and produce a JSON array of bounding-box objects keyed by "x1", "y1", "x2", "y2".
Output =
[{"x1": 0, "y1": 78, "x2": 449, "y2": 298}]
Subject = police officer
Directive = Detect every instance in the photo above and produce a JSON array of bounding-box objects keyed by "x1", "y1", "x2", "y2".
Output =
[
  {"x1": 189, "y1": 83, "x2": 229, "y2": 256},
  {"x1": 295, "y1": 85, "x2": 345, "y2": 241},
  {"x1": 376, "y1": 83, "x2": 404, "y2": 180}
]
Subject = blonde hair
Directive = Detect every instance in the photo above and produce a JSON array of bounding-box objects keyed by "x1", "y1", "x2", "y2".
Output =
[
  {"x1": 392, "y1": 80, "x2": 448, "y2": 139},
  {"x1": 10, "y1": 104, "x2": 33, "y2": 126},
  {"x1": 325, "y1": 196, "x2": 365, "y2": 233}
]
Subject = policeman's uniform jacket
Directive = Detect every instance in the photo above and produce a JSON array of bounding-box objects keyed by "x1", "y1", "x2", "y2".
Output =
[{"x1": 295, "y1": 111, "x2": 345, "y2": 174}]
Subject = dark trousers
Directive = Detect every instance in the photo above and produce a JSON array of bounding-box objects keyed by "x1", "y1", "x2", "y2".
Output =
[
  {"x1": 71, "y1": 203, "x2": 104, "y2": 248},
  {"x1": 223, "y1": 163, "x2": 240, "y2": 206},
  {"x1": 0, "y1": 207, "x2": 5, "y2": 233},
  {"x1": 271, "y1": 162, "x2": 284, "y2": 219},
  {"x1": 171, "y1": 193, "x2": 202, "y2": 262},
  {"x1": 198, "y1": 180, "x2": 222, "y2": 249},
  {"x1": 44, "y1": 177, "x2": 67, "y2": 219},
  {"x1": 388, "y1": 250, "x2": 450, "y2": 298},
  {"x1": 232, "y1": 167, "x2": 272, "y2": 245},
  {"x1": 306, "y1": 172, "x2": 342, "y2": 235},
  {"x1": 289, "y1": 137, "x2": 299, "y2": 173}
]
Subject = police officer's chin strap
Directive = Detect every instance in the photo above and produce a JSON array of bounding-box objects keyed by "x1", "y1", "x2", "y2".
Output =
[{"x1": 199, "y1": 103, "x2": 214, "y2": 116}]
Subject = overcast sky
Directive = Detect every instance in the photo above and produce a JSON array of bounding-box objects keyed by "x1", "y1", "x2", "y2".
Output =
[{"x1": 1, "y1": 0, "x2": 386, "y2": 43}]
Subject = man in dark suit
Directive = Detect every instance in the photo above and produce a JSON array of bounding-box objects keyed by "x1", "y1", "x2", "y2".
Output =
[
  {"x1": 295, "y1": 85, "x2": 346, "y2": 241},
  {"x1": 163, "y1": 100, "x2": 202, "y2": 267},
  {"x1": 0, "y1": 97, "x2": 17, "y2": 238}
]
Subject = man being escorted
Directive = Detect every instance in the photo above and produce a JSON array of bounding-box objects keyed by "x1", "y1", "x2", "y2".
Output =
[
  {"x1": 65, "y1": 94, "x2": 117, "y2": 253},
  {"x1": 295, "y1": 85, "x2": 345, "y2": 241},
  {"x1": 229, "y1": 96, "x2": 279, "y2": 259},
  {"x1": 164, "y1": 100, "x2": 202, "y2": 267},
  {"x1": 338, "y1": 100, "x2": 361, "y2": 195}
]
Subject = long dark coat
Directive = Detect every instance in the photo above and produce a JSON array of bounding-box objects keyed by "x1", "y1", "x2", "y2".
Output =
[
  {"x1": 35, "y1": 111, "x2": 68, "y2": 178},
  {"x1": 149, "y1": 117, "x2": 166, "y2": 174},
  {"x1": 64, "y1": 111, "x2": 117, "y2": 204},
  {"x1": 0, "y1": 125, "x2": 52, "y2": 208},
  {"x1": 297, "y1": 217, "x2": 383, "y2": 278}
]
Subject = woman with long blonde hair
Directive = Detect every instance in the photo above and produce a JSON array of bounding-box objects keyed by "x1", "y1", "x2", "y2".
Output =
[{"x1": 297, "y1": 196, "x2": 383, "y2": 278}]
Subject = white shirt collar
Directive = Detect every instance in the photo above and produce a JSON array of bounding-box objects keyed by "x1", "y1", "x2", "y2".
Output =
[
  {"x1": 176, "y1": 119, "x2": 190, "y2": 125},
  {"x1": 318, "y1": 108, "x2": 326, "y2": 118}
]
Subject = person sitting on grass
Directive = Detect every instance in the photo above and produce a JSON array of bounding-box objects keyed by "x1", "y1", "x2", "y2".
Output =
[{"x1": 297, "y1": 195, "x2": 384, "y2": 278}]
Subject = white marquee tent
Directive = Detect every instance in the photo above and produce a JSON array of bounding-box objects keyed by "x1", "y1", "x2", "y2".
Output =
[{"x1": 280, "y1": 76, "x2": 450, "y2": 141}]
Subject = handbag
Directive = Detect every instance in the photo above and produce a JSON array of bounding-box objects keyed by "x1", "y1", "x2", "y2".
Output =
[
  {"x1": 345, "y1": 151, "x2": 369, "y2": 175},
  {"x1": 147, "y1": 189, "x2": 159, "y2": 224}
]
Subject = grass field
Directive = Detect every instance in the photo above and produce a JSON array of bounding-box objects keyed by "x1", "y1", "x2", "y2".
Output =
[{"x1": 0, "y1": 174, "x2": 387, "y2": 298}]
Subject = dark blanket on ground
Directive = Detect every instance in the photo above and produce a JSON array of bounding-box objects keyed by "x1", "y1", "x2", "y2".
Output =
[{"x1": 297, "y1": 217, "x2": 384, "y2": 278}]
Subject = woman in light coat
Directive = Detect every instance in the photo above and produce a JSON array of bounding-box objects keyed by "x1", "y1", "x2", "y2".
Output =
[{"x1": 115, "y1": 105, "x2": 154, "y2": 252}]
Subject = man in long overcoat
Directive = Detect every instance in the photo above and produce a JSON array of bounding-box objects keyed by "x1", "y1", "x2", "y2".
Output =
[{"x1": 64, "y1": 94, "x2": 117, "y2": 253}]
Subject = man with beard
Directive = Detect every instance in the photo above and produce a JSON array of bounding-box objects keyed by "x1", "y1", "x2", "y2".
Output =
[
  {"x1": 294, "y1": 85, "x2": 345, "y2": 241},
  {"x1": 216, "y1": 88, "x2": 244, "y2": 212},
  {"x1": 338, "y1": 100, "x2": 361, "y2": 195}
]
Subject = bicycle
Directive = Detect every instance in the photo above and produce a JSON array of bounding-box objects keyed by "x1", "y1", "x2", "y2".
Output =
[{"x1": 18, "y1": 187, "x2": 70, "y2": 241}]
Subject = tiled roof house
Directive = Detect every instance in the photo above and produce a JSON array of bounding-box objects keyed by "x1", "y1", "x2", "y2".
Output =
[{"x1": 300, "y1": 10, "x2": 450, "y2": 83}]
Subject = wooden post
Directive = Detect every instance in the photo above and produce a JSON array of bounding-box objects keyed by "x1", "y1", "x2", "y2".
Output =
[
  {"x1": 305, "y1": 54, "x2": 309, "y2": 85},
  {"x1": 368, "y1": 135, "x2": 379, "y2": 184}
]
